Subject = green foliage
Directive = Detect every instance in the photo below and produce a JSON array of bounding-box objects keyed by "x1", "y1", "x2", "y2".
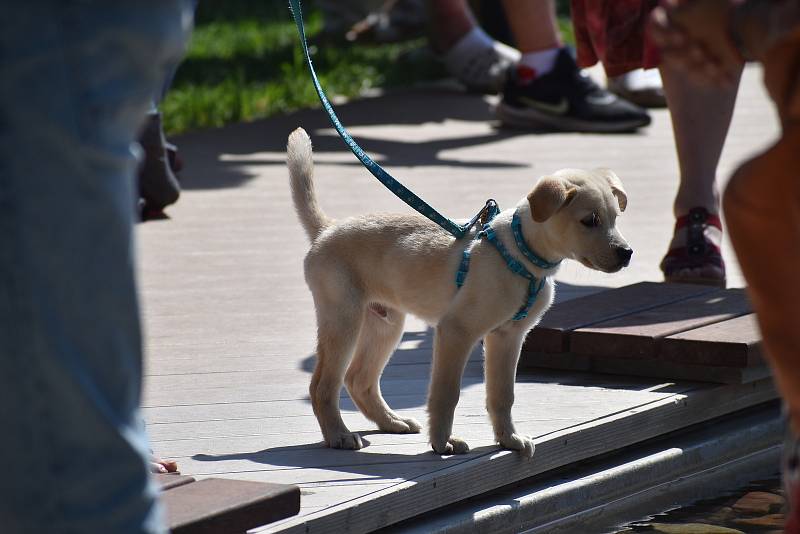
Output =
[
  {"x1": 162, "y1": 1, "x2": 575, "y2": 135},
  {"x1": 162, "y1": 2, "x2": 445, "y2": 134}
]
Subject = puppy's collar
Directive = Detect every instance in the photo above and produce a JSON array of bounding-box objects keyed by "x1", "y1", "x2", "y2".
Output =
[{"x1": 510, "y1": 211, "x2": 561, "y2": 270}]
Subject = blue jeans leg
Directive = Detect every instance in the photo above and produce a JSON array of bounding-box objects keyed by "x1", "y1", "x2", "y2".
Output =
[{"x1": 0, "y1": 2, "x2": 192, "y2": 532}]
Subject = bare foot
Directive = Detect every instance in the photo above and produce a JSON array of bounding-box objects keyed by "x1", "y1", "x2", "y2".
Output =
[{"x1": 150, "y1": 454, "x2": 178, "y2": 474}]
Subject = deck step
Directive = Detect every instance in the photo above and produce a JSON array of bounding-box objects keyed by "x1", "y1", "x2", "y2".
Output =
[
  {"x1": 522, "y1": 283, "x2": 765, "y2": 383},
  {"x1": 570, "y1": 288, "x2": 751, "y2": 359},
  {"x1": 159, "y1": 477, "x2": 300, "y2": 534},
  {"x1": 661, "y1": 313, "x2": 763, "y2": 367},
  {"x1": 528, "y1": 282, "x2": 716, "y2": 353}
]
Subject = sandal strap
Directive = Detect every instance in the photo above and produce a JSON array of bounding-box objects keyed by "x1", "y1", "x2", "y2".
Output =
[
  {"x1": 676, "y1": 207, "x2": 722, "y2": 258},
  {"x1": 661, "y1": 206, "x2": 726, "y2": 276},
  {"x1": 674, "y1": 207, "x2": 722, "y2": 232}
]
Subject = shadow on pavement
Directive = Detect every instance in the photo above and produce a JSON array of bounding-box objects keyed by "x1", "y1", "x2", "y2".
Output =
[{"x1": 173, "y1": 87, "x2": 529, "y2": 190}]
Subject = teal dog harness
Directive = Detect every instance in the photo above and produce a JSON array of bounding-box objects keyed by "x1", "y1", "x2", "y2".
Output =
[{"x1": 456, "y1": 210, "x2": 560, "y2": 321}]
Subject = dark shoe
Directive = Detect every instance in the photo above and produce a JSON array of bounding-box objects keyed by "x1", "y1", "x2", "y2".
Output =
[
  {"x1": 496, "y1": 49, "x2": 651, "y2": 133},
  {"x1": 138, "y1": 111, "x2": 180, "y2": 212},
  {"x1": 660, "y1": 207, "x2": 726, "y2": 287}
]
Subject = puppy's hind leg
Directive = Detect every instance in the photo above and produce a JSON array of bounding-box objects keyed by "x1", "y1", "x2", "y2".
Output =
[
  {"x1": 310, "y1": 293, "x2": 365, "y2": 450},
  {"x1": 345, "y1": 306, "x2": 421, "y2": 434}
]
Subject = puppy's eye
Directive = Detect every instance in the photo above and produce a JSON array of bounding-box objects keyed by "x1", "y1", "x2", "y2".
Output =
[{"x1": 581, "y1": 213, "x2": 601, "y2": 228}]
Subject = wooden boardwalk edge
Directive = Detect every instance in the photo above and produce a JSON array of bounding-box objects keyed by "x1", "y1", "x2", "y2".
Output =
[{"x1": 257, "y1": 379, "x2": 776, "y2": 534}]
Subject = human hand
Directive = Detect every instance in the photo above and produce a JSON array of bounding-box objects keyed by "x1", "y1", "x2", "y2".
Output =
[{"x1": 650, "y1": 0, "x2": 743, "y2": 87}]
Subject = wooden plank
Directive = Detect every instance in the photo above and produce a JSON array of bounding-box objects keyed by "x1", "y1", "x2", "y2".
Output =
[
  {"x1": 524, "y1": 282, "x2": 717, "y2": 354},
  {"x1": 147, "y1": 413, "x2": 605, "y2": 461},
  {"x1": 256, "y1": 379, "x2": 776, "y2": 533},
  {"x1": 569, "y1": 288, "x2": 751, "y2": 360},
  {"x1": 146, "y1": 339, "x2": 439, "y2": 376},
  {"x1": 520, "y1": 351, "x2": 771, "y2": 384},
  {"x1": 661, "y1": 313, "x2": 763, "y2": 367},
  {"x1": 152, "y1": 419, "x2": 579, "y2": 478},
  {"x1": 148, "y1": 415, "x2": 652, "y2": 466},
  {"x1": 143, "y1": 320, "x2": 432, "y2": 361},
  {"x1": 289, "y1": 483, "x2": 397, "y2": 511},
  {"x1": 143, "y1": 369, "x2": 490, "y2": 407},
  {"x1": 162, "y1": 478, "x2": 300, "y2": 534},
  {"x1": 145, "y1": 360, "x2": 482, "y2": 392},
  {"x1": 146, "y1": 349, "x2": 459, "y2": 378},
  {"x1": 143, "y1": 398, "x2": 626, "y2": 429},
  {"x1": 180, "y1": 464, "x2": 450, "y2": 487},
  {"x1": 143, "y1": 375, "x2": 483, "y2": 407},
  {"x1": 146, "y1": 382, "x2": 679, "y2": 447}
]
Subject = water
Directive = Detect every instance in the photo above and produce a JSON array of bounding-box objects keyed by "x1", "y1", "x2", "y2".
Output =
[{"x1": 613, "y1": 473, "x2": 785, "y2": 533}]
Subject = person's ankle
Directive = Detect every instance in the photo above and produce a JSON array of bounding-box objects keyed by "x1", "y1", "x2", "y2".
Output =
[
  {"x1": 673, "y1": 200, "x2": 720, "y2": 218},
  {"x1": 429, "y1": 11, "x2": 474, "y2": 52}
]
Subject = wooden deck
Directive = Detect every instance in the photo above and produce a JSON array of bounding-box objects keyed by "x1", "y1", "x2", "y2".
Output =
[
  {"x1": 156, "y1": 475, "x2": 300, "y2": 533},
  {"x1": 139, "y1": 65, "x2": 781, "y2": 532},
  {"x1": 521, "y1": 282, "x2": 767, "y2": 384}
]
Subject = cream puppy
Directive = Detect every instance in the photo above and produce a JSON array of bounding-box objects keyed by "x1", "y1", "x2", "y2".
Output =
[{"x1": 287, "y1": 127, "x2": 631, "y2": 458}]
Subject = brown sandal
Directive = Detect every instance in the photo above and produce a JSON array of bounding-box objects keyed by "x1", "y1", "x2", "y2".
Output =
[{"x1": 660, "y1": 207, "x2": 726, "y2": 287}]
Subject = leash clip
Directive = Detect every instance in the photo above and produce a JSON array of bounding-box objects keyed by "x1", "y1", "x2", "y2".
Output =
[{"x1": 479, "y1": 199, "x2": 499, "y2": 226}]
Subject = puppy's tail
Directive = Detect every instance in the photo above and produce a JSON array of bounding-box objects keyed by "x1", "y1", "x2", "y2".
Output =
[{"x1": 287, "y1": 128, "x2": 331, "y2": 242}]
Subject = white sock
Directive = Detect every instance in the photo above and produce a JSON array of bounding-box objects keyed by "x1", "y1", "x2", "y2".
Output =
[
  {"x1": 443, "y1": 26, "x2": 521, "y2": 92},
  {"x1": 519, "y1": 47, "x2": 561, "y2": 77}
]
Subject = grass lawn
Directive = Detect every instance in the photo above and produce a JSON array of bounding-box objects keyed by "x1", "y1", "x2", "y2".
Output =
[{"x1": 162, "y1": 1, "x2": 574, "y2": 135}]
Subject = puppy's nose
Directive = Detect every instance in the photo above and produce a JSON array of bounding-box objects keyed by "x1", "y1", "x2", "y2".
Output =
[{"x1": 616, "y1": 246, "x2": 633, "y2": 267}]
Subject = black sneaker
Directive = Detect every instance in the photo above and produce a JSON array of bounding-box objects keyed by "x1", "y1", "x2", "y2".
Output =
[{"x1": 496, "y1": 48, "x2": 651, "y2": 133}]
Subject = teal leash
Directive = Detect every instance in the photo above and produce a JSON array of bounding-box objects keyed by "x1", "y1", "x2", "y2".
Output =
[
  {"x1": 288, "y1": 0, "x2": 495, "y2": 239},
  {"x1": 289, "y1": 1, "x2": 558, "y2": 322}
]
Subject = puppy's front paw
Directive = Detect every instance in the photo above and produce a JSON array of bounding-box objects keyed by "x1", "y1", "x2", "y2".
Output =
[
  {"x1": 380, "y1": 416, "x2": 422, "y2": 434},
  {"x1": 403, "y1": 417, "x2": 423, "y2": 433},
  {"x1": 328, "y1": 432, "x2": 363, "y2": 450},
  {"x1": 431, "y1": 436, "x2": 470, "y2": 455},
  {"x1": 499, "y1": 434, "x2": 535, "y2": 458}
]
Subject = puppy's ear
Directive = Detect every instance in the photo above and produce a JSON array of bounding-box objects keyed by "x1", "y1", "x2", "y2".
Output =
[
  {"x1": 595, "y1": 168, "x2": 627, "y2": 212},
  {"x1": 527, "y1": 177, "x2": 577, "y2": 223}
]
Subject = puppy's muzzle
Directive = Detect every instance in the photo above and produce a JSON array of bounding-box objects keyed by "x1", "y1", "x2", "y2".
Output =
[{"x1": 615, "y1": 245, "x2": 633, "y2": 268}]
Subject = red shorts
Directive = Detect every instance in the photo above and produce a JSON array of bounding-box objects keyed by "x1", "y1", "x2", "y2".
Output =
[{"x1": 571, "y1": 0, "x2": 661, "y2": 76}]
